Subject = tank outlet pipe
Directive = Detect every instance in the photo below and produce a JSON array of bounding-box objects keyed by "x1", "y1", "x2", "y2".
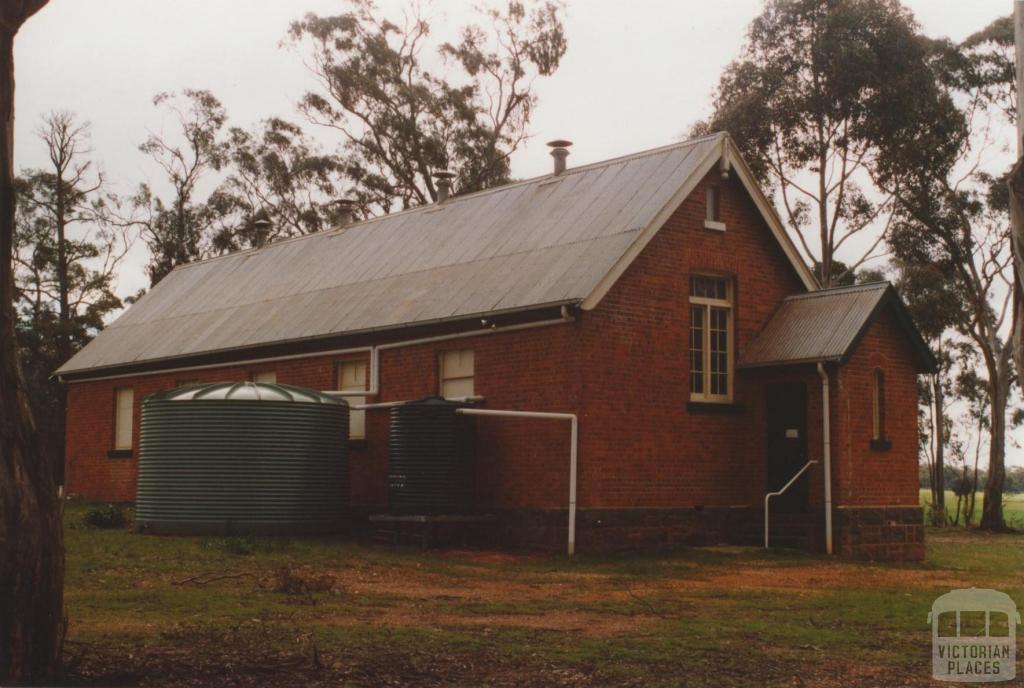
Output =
[
  {"x1": 454, "y1": 407, "x2": 579, "y2": 557},
  {"x1": 817, "y1": 362, "x2": 833, "y2": 555},
  {"x1": 323, "y1": 309, "x2": 575, "y2": 399}
]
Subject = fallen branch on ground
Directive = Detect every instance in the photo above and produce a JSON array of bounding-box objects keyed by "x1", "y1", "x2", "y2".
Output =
[{"x1": 173, "y1": 570, "x2": 258, "y2": 586}]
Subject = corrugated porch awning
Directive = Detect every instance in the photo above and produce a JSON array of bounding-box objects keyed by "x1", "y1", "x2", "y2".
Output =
[{"x1": 740, "y1": 282, "x2": 936, "y2": 373}]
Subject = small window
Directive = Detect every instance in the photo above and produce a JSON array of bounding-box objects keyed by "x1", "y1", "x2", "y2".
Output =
[
  {"x1": 251, "y1": 371, "x2": 277, "y2": 384},
  {"x1": 175, "y1": 379, "x2": 198, "y2": 387},
  {"x1": 872, "y1": 369, "x2": 886, "y2": 439},
  {"x1": 689, "y1": 276, "x2": 732, "y2": 402},
  {"x1": 440, "y1": 350, "x2": 474, "y2": 399},
  {"x1": 114, "y1": 387, "x2": 134, "y2": 450},
  {"x1": 338, "y1": 361, "x2": 367, "y2": 440},
  {"x1": 704, "y1": 186, "x2": 725, "y2": 230}
]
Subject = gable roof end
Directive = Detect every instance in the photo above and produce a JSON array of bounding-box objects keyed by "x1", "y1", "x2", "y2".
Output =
[{"x1": 580, "y1": 135, "x2": 818, "y2": 309}]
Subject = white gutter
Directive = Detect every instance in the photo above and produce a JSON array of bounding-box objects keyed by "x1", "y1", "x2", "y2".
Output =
[
  {"x1": 817, "y1": 362, "x2": 834, "y2": 555},
  {"x1": 323, "y1": 307, "x2": 575, "y2": 398},
  {"x1": 455, "y1": 407, "x2": 579, "y2": 557}
]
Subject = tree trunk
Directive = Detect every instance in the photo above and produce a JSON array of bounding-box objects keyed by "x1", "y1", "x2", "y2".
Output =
[
  {"x1": 55, "y1": 174, "x2": 70, "y2": 365},
  {"x1": 930, "y1": 372, "x2": 946, "y2": 526},
  {"x1": 980, "y1": 354, "x2": 1010, "y2": 532},
  {"x1": 0, "y1": 24, "x2": 66, "y2": 684}
]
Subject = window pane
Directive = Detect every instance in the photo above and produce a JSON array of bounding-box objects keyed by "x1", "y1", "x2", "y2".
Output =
[
  {"x1": 690, "y1": 305, "x2": 704, "y2": 394},
  {"x1": 706, "y1": 186, "x2": 719, "y2": 222},
  {"x1": 115, "y1": 388, "x2": 134, "y2": 450},
  {"x1": 690, "y1": 276, "x2": 727, "y2": 300},
  {"x1": 252, "y1": 371, "x2": 276, "y2": 384},
  {"x1": 873, "y1": 370, "x2": 885, "y2": 439},
  {"x1": 710, "y1": 307, "x2": 729, "y2": 395},
  {"x1": 442, "y1": 377, "x2": 475, "y2": 399},
  {"x1": 442, "y1": 350, "x2": 474, "y2": 378}
]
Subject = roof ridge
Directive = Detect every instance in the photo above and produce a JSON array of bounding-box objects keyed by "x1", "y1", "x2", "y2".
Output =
[{"x1": 169, "y1": 133, "x2": 727, "y2": 273}]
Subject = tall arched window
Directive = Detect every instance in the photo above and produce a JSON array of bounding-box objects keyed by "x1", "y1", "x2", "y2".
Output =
[{"x1": 872, "y1": 369, "x2": 886, "y2": 440}]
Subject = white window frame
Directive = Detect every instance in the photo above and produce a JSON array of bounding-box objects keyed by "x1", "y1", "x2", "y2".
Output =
[
  {"x1": 114, "y1": 387, "x2": 134, "y2": 450},
  {"x1": 338, "y1": 361, "x2": 367, "y2": 440},
  {"x1": 439, "y1": 349, "x2": 474, "y2": 399},
  {"x1": 689, "y1": 276, "x2": 734, "y2": 403}
]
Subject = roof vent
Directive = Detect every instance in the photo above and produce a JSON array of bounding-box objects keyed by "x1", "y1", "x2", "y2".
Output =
[
  {"x1": 547, "y1": 139, "x2": 572, "y2": 175},
  {"x1": 334, "y1": 198, "x2": 358, "y2": 227},
  {"x1": 252, "y1": 219, "x2": 272, "y2": 249},
  {"x1": 432, "y1": 170, "x2": 456, "y2": 203}
]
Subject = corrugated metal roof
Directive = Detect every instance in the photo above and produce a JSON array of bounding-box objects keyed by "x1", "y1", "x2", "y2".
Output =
[
  {"x1": 59, "y1": 134, "x2": 728, "y2": 375},
  {"x1": 740, "y1": 282, "x2": 931, "y2": 370}
]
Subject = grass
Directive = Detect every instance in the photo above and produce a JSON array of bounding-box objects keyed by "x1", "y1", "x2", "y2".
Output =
[
  {"x1": 62, "y1": 499, "x2": 1024, "y2": 687},
  {"x1": 919, "y1": 488, "x2": 1024, "y2": 528}
]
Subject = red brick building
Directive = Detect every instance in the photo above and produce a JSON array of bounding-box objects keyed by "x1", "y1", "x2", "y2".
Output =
[{"x1": 58, "y1": 134, "x2": 934, "y2": 560}]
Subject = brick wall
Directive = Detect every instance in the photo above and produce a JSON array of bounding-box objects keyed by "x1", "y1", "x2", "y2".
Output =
[
  {"x1": 569, "y1": 168, "x2": 809, "y2": 509},
  {"x1": 64, "y1": 165, "x2": 924, "y2": 559},
  {"x1": 834, "y1": 309, "x2": 921, "y2": 508}
]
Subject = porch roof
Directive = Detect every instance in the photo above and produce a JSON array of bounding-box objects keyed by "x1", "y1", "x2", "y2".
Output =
[{"x1": 740, "y1": 282, "x2": 936, "y2": 373}]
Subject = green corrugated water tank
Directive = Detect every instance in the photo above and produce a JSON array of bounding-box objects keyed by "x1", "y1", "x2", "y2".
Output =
[{"x1": 136, "y1": 382, "x2": 348, "y2": 535}]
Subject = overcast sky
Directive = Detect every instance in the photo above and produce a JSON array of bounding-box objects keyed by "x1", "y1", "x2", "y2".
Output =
[{"x1": 13, "y1": 1, "x2": 1023, "y2": 466}]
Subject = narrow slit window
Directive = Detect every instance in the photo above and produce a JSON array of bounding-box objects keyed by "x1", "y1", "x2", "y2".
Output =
[
  {"x1": 706, "y1": 185, "x2": 720, "y2": 222},
  {"x1": 689, "y1": 276, "x2": 733, "y2": 402},
  {"x1": 872, "y1": 369, "x2": 886, "y2": 439},
  {"x1": 114, "y1": 387, "x2": 134, "y2": 450},
  {"x1": 440, "y1": 350, "x2": 474, "y2": 399},
  {"x1": 338, "y1": 361, "x2": 368, "y2": 440}
]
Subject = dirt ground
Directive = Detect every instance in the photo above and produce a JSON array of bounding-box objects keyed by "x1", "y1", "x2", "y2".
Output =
[{"x1": 61, "y1": 513, "x2": 1024, "y2": 687}]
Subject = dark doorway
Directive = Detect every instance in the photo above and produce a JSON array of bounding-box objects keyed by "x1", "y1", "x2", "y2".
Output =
[{"x1": 765, "y1": 382, "x2": 809, "y2": 512}]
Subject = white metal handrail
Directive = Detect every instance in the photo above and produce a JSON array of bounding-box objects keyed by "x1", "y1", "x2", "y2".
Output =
[{"x1": 764, "y1": 460, "x2": 818, "y2": 549}]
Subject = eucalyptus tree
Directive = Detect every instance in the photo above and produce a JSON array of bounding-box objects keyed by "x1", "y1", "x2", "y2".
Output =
[
  {"x1": 14, "y1": 112, "x2": 131, "y2": 482},
  {"x1": 136, "y1": 89, "x2": 229, "y2": 284},
  {"x1": 212, "y1": 117, "x2": 352, "y2": 251},
  {"x1": 893, "y1": 259, "x2": 962, "y2": 525},
  {"x1": 288, "y1": 0, "x2": 567, "y2": 211},
  {"x1": 880, "y1": 29, "x2": 1017, "y2": 531},
  {"x1": 695, "y1": 0, "x2": 951, "y2": 286},
  {"x1": 0, "y1": 2, "x2": 66, "y2": 684}
]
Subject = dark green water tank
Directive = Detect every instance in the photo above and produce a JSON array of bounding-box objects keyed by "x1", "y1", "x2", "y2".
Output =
[
  {"x1": 136, "y1": 382, "x2": 348, "y2": 535},
  {"x1": 388, "y1": 397, "x2": 476, "y2": 515}
]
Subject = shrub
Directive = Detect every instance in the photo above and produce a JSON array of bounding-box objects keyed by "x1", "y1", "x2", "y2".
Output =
[
  {"x1": 203, "y1": 536, "x2": 292, "y2": 556},
  {"x1": 270, "y1": 565, "x2": 335, "y2": 595},
  {"x1": 82, "y1": 504, "x2": 128, "y2": 529}
]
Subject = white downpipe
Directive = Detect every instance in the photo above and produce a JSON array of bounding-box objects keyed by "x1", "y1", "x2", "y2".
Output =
[
  {"x1": 455, "y1": 407, "x2": 579, "y2": 557},
  {"x1": 817, "y1": 362, "x2": 834, "y2": 555},
  {"x1": 323, "y1": 309, "x2": 575, "y2": 398}
]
